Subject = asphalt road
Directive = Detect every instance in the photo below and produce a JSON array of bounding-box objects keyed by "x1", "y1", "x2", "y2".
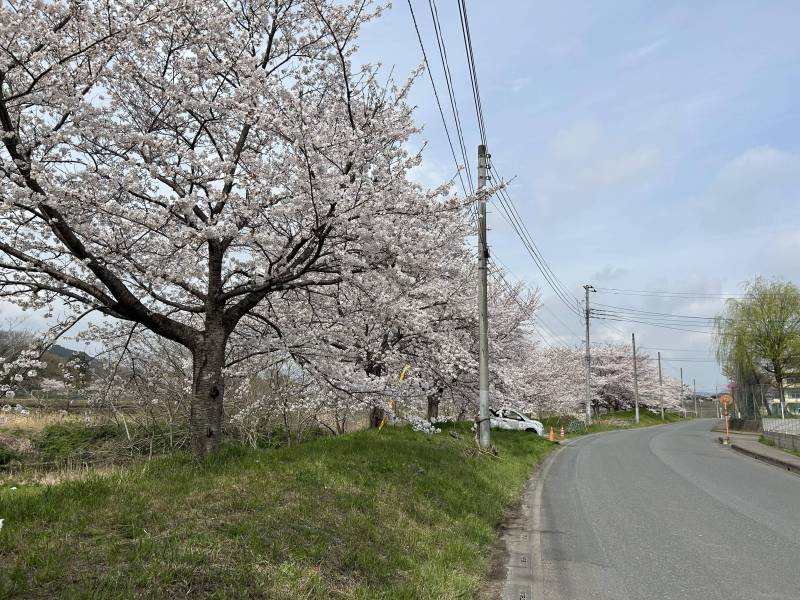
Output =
[{"x1": 532, "y1": 419, "x2": 800, "y2": 600}]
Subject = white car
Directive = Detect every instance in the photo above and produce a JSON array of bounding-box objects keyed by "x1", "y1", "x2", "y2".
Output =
[{"x1": 490, "y1": 408, "x2": 545, "y2": 436}]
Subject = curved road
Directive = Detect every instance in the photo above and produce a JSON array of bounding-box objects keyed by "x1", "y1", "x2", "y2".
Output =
[{"x1": 524, "y1": 419, "x2": 800, "y2": 600}]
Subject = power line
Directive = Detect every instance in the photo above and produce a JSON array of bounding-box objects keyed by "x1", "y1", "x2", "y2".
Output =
[
  {"x1": 493, "y1": 182, "x2": 578, "y2": 308},
  {"x1": 405, "y1": 0, "x2": 470, "y2": 196},
  {"x1": 489, "y1": 181, "x2": 581, "y2": 317},
  {"x1": 456, "y1": 0, "x2": 487, "y2": 145},
  {"x1": 593, "y1": 316, "x2": 716, "y2": 335},
  {"x1": 640, "y1": 346, "x2": 714, "y2": 353},
  {"x1": 593, "y1": 302, "x2": 723, "y2": 322},
  {"x1": 592, "y1": 313, "x2": 718, "y2": 329},
  {"x1": 449, "y1": 0, "x2": 581, "y2": 321},
  {"x1": 489, "y1": 260, "x2": 571, "y2": 349},
  {"x1": 425, "y1": 0, "x2": 474, "y2": 193},
  {"x1": 492, "y1": 255, "x2": 583, "y2": 343},
  {"x1": 594, "y1": 287, "x2": 773, "y2": 299}
]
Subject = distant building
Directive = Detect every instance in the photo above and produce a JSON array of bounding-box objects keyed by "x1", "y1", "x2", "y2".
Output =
[{"x1": 780, "y1": 371, "x2": 800, "y2": 414}]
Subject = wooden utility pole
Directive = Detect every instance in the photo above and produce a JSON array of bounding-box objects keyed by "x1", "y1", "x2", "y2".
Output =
[
  {"x1": 632, "y1": 332, "x2": 640, "y2": 424},
  {"x1": 477, "y1": 144, "x2": 491, "y2": 450}
]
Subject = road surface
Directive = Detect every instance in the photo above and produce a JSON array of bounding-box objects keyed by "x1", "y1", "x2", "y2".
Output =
[{"x1": 522, "y1": 419, "x2": 800, "y2": 599}]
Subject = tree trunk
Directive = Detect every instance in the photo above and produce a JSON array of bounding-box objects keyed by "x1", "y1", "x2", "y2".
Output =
[
  {"x1": 427, "y1": 394, "x2": 440, "y2": 421},
  {"x1": 369, "y1": 406, "x2": 385, "y2": 428},
  {"x1": 365, "y1": 358, "x2": 384, "y2": 428},
  {"x1": 191, "y1": 330, "x2": 226, "y2": 458}
]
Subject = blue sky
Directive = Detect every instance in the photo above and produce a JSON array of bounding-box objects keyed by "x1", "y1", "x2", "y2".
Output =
[{"x1": 358, "y1": 0, "x2": 800, "y2": 392}]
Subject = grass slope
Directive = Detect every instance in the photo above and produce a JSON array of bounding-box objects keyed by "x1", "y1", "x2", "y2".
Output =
[
  {"x1": 542, "y1": 409, "x2": 683, "y2": 436},
  {"x1": 0, "y1": 425, "x2": 552, "y2": 599}
]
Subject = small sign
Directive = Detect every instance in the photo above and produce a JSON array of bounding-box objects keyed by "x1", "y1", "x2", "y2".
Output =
[{"x1": 720, "y1": 393, "x2": 732, "y2": 407}]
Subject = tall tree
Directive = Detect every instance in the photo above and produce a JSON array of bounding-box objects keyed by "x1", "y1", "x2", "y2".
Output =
[
  {"x1": 0, "y1": 0, "x2": 437, "y2": 456},
  {"x1": 715, "y1": 278, "x2": 800, "y2": 418}
]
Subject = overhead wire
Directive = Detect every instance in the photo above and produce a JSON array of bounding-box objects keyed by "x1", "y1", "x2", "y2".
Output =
[
  {"x1": 426, "y1": 0, "x2": 474, "y2": 192},
  {"x1": 456, "y1": 0, "x2": 487, "y2": 145},
  {"x1": 405, "y1": 0, "x2": 470, "y2": 197},
  {"x1": 489, "y1": 259, "x2": 572, "y2": 348},
  {"x1": 489, "y1": 181, "x2": 582, "y2": 317}
]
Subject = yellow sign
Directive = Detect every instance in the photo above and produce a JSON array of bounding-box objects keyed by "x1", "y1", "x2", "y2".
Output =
[
  {"x1": 720, "y1": 394, "x2": 733, "y2": 408},
  {"x1": 398, "y1": 364, "x2": 410, "y2": 382}
]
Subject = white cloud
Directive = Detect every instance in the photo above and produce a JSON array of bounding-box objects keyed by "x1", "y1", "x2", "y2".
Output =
[
  {"x1": 592, "y1": 265, "x2": 628, "y2": 283},
  {"x1": 699, "y1": 146, "x2": 800, "y2": 228},
  {"x1": 624, "y1": 38, "x2": 667, "y2": 64},
  {"x1": 508, "y1": 77, "x2": 532, "y2": 93},
  {"x1": 532, "y1": 121, "x2": 661, "y2": 219},
  {"x1": 550, "y1": 121, "x2": 602, "y2": 161},
  {"x1": 407, "y1": 157, "x2": 455, "y2": 191}
]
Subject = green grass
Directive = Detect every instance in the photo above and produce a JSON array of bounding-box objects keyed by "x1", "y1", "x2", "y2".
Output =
[
  {"x1": 541, "y1": 409, "x2": 683, "y2": 436},
  {"x1": 0, "y1": 424, "x2": 553, "y2": 599}
]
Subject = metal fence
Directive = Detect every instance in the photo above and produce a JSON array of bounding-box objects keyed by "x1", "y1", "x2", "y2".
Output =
[
  {"x1": 762, "y1": 417, "x2": 800, "y2": 435},
  {"x1": 762, "y1": 417, "x2": 800, "y2": 451}
]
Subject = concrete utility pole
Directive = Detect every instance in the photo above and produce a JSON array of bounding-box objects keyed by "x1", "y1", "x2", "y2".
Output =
[
  {"x1": 583, "y1": 284, "x2": 596, "y2": 423},
  {"x1": 658, "y1": 351, "x2": 664, "y2": 420},
  {"x1": 632, "y1": 332, "x2": 640, "y2": 424},
  {"x1": 693, "y1": 378, "x2": 698, "y2": 417},
  {"x1": 680, "y1": 367, "x2": 684, "y2": 416},
  {"x1": 477, "y1": 144, "x2": 491, "y2": 450}
]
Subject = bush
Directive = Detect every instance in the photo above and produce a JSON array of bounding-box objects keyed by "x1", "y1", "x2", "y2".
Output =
[
  {"x1": 36, "y1": 422, "x2": 120, "y2": 463},
  {"x1": 0, "y1": 444, "x2": 19, "y2": 466}
]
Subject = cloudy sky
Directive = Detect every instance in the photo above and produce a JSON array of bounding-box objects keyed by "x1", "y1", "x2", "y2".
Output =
[{"x1": 357, "y1": 0, "x2": 800, "y2": 392}]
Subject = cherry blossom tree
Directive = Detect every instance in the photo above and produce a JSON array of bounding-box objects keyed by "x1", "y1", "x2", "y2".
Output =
[
  {"x1": 0, "y1": 0, "x2": 452, "y2": 456},
  {"x1": 527, "y1": 343, "x2": 683, "y2": 418}
]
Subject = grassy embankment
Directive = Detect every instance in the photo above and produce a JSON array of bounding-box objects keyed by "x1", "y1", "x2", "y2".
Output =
[
  {"x1": 541, "y1": 408, "x2": 684, "y2": 436},
  {"x1": 0, "y1": 424, "x2": 553, "y2": 599}
]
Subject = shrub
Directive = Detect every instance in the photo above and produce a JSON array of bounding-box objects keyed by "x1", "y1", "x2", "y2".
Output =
[
  {"x1": 0, "y1": 443, "x2": 19, "y2": 466},
  {"x1": 36, "y1": 422, "x2": 120, "y2": 463}
]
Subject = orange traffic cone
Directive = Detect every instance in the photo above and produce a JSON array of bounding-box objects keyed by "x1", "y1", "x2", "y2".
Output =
[
  {"x1": 560, "y1": 425, "x2": 565, "y2": 439},
  {"x1": 549, "y1": 427, "x2": 555, "y2": 442}
]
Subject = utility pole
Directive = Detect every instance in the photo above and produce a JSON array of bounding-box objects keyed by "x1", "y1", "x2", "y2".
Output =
[
  {"x1": 632, "y1": 332, "x2": 640, "y2": 424},
  {"x1": 477, "y1": 144, "x2": 491, "y2": 450},
  {"x1": 693, "y1": 378, "x2": 698, "y2": 417},
  {"x1": 658, "y1": 351, "x2": 664, "y2": 420},
  {"x1": 583, "y1": 284, "x2": 596, "y2": 423},
  {"x1": 680, "y1": 367, "x2": 684, "y2": 417}
]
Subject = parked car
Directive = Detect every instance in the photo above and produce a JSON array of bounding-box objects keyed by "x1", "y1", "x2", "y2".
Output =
[{"x1": 490, "y1": 407, "x2": 545, "y2": 436}]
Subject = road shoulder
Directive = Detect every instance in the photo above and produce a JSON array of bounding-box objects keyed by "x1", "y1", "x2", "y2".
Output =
[
  {"x1": 481, "y1": 442, "x2": 561, "y2": 600},
  {"x1": 722, "y1": 434, "x2": 800, "y2": 476}
]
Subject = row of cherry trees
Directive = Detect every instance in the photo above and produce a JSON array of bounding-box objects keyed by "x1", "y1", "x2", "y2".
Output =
[
  {"x1": 527, "y1": 345, "x2": 687, "y2": 417},
  {"x1": 1, "y1": 1, "x2": 687, "y2": 456}
]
